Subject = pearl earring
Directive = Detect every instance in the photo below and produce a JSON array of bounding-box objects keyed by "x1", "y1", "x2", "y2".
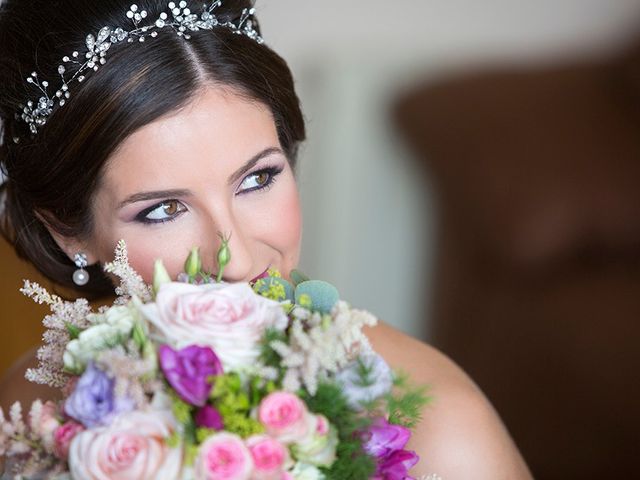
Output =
[{"x1": 73, "y1": 252, "x2": 90, "y2": 286}]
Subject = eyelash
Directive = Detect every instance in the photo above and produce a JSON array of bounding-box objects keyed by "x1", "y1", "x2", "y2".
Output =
[
  {"x1": 237, "y1": 165, "x2": 282, "y2": 196},
  {"x1": 135, "y1": 165, "x2": 284, "y2": 225}
]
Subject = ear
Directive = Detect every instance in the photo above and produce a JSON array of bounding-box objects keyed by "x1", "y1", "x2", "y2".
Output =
[{"x1": 36, "y1": 212, "x2": 99, "y2": 266}]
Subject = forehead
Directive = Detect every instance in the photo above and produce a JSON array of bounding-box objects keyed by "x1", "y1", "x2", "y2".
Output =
[{"x1": 101, "y1": 87, "x2": 278, "y2": 191}]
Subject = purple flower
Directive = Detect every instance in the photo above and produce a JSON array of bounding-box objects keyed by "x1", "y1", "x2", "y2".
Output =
[
  {"x1": 159, "y1": 344, "x2": 223, "y2": 406},
  {"x1": 195, "y1": 405, "x2": 224, "y2": 430},
  {"x1": 363, "y1": 418, "x2": 411, "y2": 458},
  {"x1": 363, "y1": 418, "x2": 419, "y2": 480},
  {"x1": 64, "y1": 363, "x2": 133, "y2": 428},
  {"x1": 375, "y1": 449, "x2": 419, "y2": 480}
]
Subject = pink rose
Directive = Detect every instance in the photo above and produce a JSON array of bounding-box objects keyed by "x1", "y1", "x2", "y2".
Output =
[
  {"x1": 195, "y1": 432, "x2": 253, "y2": 480},
  {"x1": 68, "y1": 410, "x2": 181, "y2": 480},
  {"x1": 258, "y1": 392, "x2": 311, "y2": 444},
  {"x1": 53, "y1": 421, "x2": 84, "y2": 460},
  {"x1": 142, "y1": 282, "x2": 288, "y2": 370},
  {"x1": 315, "y1": 415, "x2": 329, "y2": 436},
  {"x1": 246, "y1": 435, "x2": 290, "y2": 480}
]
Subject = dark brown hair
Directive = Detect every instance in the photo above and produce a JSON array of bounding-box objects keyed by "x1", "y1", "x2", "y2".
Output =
[{"x1": 0, "y1": 0, "x2": 306, "y2": 297}]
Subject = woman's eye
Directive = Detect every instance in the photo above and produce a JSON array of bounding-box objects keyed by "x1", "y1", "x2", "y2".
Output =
[
  {"x1": 139, "y1": 200, "x2": 186, "y2": 223},
  {"x1": 238, "y1": 167, "x2": 280, "y2": 194}
]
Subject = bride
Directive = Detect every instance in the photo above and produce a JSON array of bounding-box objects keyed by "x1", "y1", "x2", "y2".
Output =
[{"x1": 0, "y1": 0, "x2": 531, "y2": 477}]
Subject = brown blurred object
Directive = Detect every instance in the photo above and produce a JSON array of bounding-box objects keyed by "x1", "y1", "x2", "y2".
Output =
[
  {"x1": 394, "y1": 42, "x2": 640, "y2": 479},
  {"x1": 0, "y1": 235, "x2": 49, "y2": 377}
]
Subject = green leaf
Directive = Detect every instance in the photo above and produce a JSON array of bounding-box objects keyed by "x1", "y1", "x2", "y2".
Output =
[
  {"x1": 386, "y1": 371, "x2": 432, "y2": 429},
  {"x1": 302, "y1": 382, "x2": 376, "y2": 479},
  {"x1": 290, "y1": 269, "x2": 310, "y2": 286},
  {"x1": 259, "y1": 328, "x2": 287, "y2": 372},
  {"x1": 65, "y1": 322, "x2": 81, "y2": 340}
]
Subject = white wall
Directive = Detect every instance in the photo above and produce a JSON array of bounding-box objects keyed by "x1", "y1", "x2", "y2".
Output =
[
  {"x1": 261, "y1": 0, "x2": 640, "y2": 63},
  {"x1": 258, "y1": 0, "x2": 640, "y2": 338}
]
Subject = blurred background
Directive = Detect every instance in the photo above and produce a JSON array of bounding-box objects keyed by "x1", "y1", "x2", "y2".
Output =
[{"x1": 3, "y1": 0, "x2": 640, "y2": 477}]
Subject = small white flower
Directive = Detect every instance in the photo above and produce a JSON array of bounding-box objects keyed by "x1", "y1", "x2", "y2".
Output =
[
  {"x1": 271, "y1": 301, "x2": 378, "y2": 395},
  {"x1": 88, "y1": 303, "x2": 139, "y2": 334},
  {"x1": 63, "y1": 321, "x2": 131, "y2": 372}
]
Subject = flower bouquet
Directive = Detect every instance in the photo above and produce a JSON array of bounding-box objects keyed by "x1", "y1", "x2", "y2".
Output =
[{"x1": 0, "y1": 239, "x2": 429, "y2": 479}]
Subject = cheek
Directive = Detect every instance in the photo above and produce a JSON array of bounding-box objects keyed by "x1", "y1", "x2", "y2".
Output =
[
  {"x1": 278, "y1": 183, "x2": 302, "y2": 263},
  {"x1": 237, "y1": 171, "x2": 301, "y2": 270},
  {"x1": 265, "y1": 174, "x2": 302, "y2": 268},
  {"x1": 125, "y1": 243, "x2": 164, "y2": 284},
  {"x1": 132, "y1": 238, "x2": 204, "y2": 284},
  {"x1": 98, "y1": 228, "x2": 201, "y2": 285}
]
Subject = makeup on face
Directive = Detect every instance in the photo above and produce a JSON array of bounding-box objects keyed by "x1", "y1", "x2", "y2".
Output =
[{"x1": 87, "y1": 87, "x2": 302, "y2": 284}]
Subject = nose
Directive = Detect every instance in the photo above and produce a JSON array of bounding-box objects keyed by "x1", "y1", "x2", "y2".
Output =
[{"x1": 202, "y1": 208, "x2": 254, "y2": 283}]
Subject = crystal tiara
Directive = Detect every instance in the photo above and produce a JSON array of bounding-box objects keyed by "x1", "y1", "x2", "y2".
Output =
[{"x1": 13, "y1": 1, "x2": 263, "y2": 143}]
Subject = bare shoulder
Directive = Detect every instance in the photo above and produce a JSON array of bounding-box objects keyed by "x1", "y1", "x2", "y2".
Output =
[
  {"x1": 0, "y1": 349, "x2": 60, "y2": 412},
  {"x1": 365, "y1": 322, "x2": 532, "y2": 479}
]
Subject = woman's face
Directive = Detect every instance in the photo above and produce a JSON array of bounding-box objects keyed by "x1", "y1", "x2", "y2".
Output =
[{"x1": 82, "y1": 87, "x2": 302, "y2": 284}]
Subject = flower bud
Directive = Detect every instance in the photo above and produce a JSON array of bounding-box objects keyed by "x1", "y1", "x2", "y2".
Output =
[
  {"x1": 153, "y1": 259, "x2": 171, "y2": 295},
  {"x1": 184, "y1": 247, "x2": 202, "y2": 279},
  {"x1": 132, "y1": 322, "x2": 147, "y2": 350},
  {"x1": 215, "y1": 233, "x2": 231, "y2": 283},
  {"x1": 195, "y1": 405, "x2": 224, "y2": 430}
]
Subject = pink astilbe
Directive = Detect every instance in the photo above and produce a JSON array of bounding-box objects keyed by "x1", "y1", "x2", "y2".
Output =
[
  {"x1": 103, "y1": 240, "x2": 152, "y2": 304},
  {"x1": 21, "y1": 281, "x2": 93, "y2": 389},
  {"x1": 21, "y1": 241, "x2": 151, "y2": 389},
  {"x1": 0, "y1": 401, "x2": 65, "y2": 477},
  {"x1": 1, "y1": 403, "x2": 27, "y2": 456}
]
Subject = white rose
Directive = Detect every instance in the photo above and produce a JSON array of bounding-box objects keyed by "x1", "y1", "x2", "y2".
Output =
[
  {"x1": 291, "y1": 415, "x2": 338, "y2": 468},
  {"x1": 288, "y1": 463, "x2": 325, "y2": 480},
  {"x1": 141, "y1": 282, "x2": 288, "y2": 371},
  {"x1": 68, "y1": 410, "x2": 181, "y2": 480}
]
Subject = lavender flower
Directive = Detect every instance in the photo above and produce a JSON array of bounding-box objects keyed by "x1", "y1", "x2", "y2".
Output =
[
  {"x1": 159, "y1": 345, "x2": 223, "y2": 406},
  {"x1": 335, "y1": 353, "x2": 393, "y2": 408},
  {"x1": 363, "y1": 418, "x2": 419, "y2": 480},
  {"x1": 64, "y1": 363, "x2": 134, "y2": 428}
]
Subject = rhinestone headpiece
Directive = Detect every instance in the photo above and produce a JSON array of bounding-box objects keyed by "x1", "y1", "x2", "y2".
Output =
[{"x1": 13, "y1": 1, "x2": 263, "y2": 142}]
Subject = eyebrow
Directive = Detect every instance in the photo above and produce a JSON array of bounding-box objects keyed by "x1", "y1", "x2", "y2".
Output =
[
  {"x1": 228, "y1": 146, "x2": 284, "y2": 185},
  {"x1": 117, "y1": 147, "x2": 285, "y2": 209}
]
